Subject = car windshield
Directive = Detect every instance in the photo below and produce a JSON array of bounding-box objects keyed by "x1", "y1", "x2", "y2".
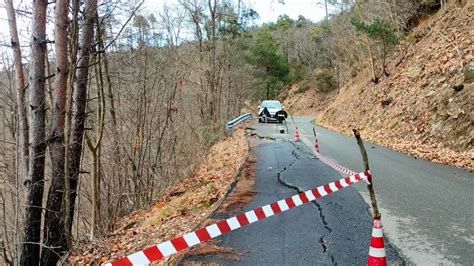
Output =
[{"x1": 262, "y1": 102, "x2": 281, "y2": 109}]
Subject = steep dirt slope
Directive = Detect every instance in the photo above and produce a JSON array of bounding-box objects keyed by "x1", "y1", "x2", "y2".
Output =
[
  {"x1": 293, "y1": 3, "x2": 473, "y2": 170},
  {"x1": 283, "y1": 82, "x2": 338, "y2": 116}
]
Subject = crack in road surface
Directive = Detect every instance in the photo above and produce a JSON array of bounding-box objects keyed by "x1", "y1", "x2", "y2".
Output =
[
  {"x1": 183, "y1": 124, "x2": 408, "y2": 265},
  {"x1": 276, "y1": 142, "x2": 336, "y2": 265}
]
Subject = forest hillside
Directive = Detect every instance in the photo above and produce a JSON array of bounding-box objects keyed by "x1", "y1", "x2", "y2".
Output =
[{"x1": 284, "y1": 1, "x2": 473, "y2": 170}]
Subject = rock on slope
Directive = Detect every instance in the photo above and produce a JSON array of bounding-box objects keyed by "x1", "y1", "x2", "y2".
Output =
[{"x1": 316, "y1": 2, "x2": 473, "y2": 170}]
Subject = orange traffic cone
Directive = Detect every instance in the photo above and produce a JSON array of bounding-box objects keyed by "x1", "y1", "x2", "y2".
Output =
[
  {"x1": 313, "y1": 137, "x2": 319, "y2": 154},
  {"x1": 367, "y1": 217, "x2": 387, "y2": 266},
  {"x1": 294, "y1": 127, "x2": 300, "y2": 142}
]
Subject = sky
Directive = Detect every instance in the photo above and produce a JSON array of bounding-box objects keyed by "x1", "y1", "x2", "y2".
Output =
[
  {"x1": 0, "y1": 0, "x2": 327, "y2": 32},
  {"x1": 250, "y1": 0, "x2": 327, "y2": 23},
  {"x1": 144, "y1": 0, "x2": 327, "y2": 23}
]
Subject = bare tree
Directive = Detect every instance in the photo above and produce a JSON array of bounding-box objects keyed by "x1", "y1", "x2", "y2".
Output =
[
  {"x1": 85, "y1": 35, "x2": 107, "y2": 238},
  {"x1": 67, "y1": 0, "x2": 98, "y2": 244},
  {"x1": 354, "y1": 2, "x2": 378, "y2": 83},
  {"x1": 41, "y1": 0, "x2": 69, "y2": 263},
  {"x1": 160, "y1": 4, "x2": 186, "y2": 48},
  {"x1": 20, "y1": 0, "x2": 48, "y2": 264},
  {"x1": 98, "y1": 13, "x2": 123, "y2": 230},
  {"x1": 4, "y1": 0, "x2": 29, "y2": 179}
]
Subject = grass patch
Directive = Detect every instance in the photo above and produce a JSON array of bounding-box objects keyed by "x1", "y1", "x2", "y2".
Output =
[{"x1": 296, "y1": 80, "x2": 311, "y2": 94}]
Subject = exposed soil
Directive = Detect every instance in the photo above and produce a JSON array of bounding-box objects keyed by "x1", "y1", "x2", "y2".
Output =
[
  {"x1": 216, "y1": 152, "x2": 257, "y2": 216},
  {"x1": 282, "y1": 81, "x2": 338, "y2": 116},
  {"x1": 184, "y1": 242, "x2": 241, "y2": 262},
  {"x1": 178, "y1": 142, "x2": 259, "y2": 265}
]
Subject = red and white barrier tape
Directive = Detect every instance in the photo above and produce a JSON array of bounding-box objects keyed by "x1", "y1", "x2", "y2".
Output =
[
  {"x1": 308, "y1": 131, "x2": 358, "y2": 179},
  {"x1": 104, "y1": 171, "x2": 371, "y2": 266},
  {"x1": 315, "y1": 152, "x2": 357, "y2": 177}
]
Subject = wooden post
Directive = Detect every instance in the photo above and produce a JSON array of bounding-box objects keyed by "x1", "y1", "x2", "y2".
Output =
[{"x1": 352, "y1": 129, "x2": 381, "y2": 219}]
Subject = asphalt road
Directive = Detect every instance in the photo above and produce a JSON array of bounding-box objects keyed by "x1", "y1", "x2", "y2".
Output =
[
  {"x1": 260, "y1": 116, "x2": 474, "y2": 264},
  {"x1": 183, "y1": 130, "x2": 405, "y2": 264}
]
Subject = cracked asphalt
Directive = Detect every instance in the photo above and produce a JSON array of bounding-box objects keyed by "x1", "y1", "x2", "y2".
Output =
[
  {"x1": 284, "y1": 116, "x2": 474, "y2": 264},
  {"x1": 182, "y1": 125, "x2": 405, "y2": 265}
]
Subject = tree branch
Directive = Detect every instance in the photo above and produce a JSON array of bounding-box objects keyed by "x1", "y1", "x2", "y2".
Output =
[
  {"x1": 0, "y1": 139, "x2": 16, "y2": 145},
  {"x1": 99, "y1": 0, "x2": 145, "y2": 52},
  {"x1": 352, "y1": 128, "x2": 381, "y2": 219}
]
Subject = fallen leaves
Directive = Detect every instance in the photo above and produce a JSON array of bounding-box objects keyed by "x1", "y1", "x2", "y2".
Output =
[
  {"x1": 217, "y1": 152, "x2": 257, "y2": 216},
  {"x1": 68, "y1": 126, "x2": 249, "y2": 265}
]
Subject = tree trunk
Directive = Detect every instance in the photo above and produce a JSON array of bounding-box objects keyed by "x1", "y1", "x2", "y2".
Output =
[
  {"x1": 62, "y1": 0, "x2": 80, "y2": 250},
  {"x1": 365, "y1": 32, "x2": 378, "y2": 83},
  {"x1": 99, "y1": 24, "x2": 124, "y2": 229},
  {"x1": 85, "y1": 140, "x2": 100, "y2": 238},
  {"x1": 5, "y1": 0, "x2": 29, "y2": 180},
  {"x1": 355, "y1": 2, "x2": 378, "y2": 83},
  {"x1": 86, "y1": 44, "x2": 107, "y2": 239},
  {"x1": 91, "y1": 146, "x2": 100, "y2": 238},
  {"x1": 20, "y1": 0, "x2": 48, "y2": 265},
  {"x1": 67, "y1": 0, "x2": 98, "y2": 235},
  {"x1": 382, "y1": 43, "x2": 389, "y2": 76},
  {"x1": 41, "y1": 0, "x2": 69, "y2": 263},
  {"x1": 324, "y1": 0, "x2": 328, "y2": 20}
]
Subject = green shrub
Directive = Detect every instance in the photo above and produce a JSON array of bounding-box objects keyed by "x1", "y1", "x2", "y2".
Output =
[
  {"x1": 296, "y1": 80, "x2": 311, "y2": 94},
  {"x1": 316, "y1": 70, "x2": 337, "y2": 92}
]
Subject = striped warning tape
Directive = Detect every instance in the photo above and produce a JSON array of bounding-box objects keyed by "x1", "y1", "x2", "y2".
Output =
[
  {"x1": 315, "y1": 152, "x2": 357, "y2": 177},
  {"x1": 308, "y1": 131, "x2": 357, "y2": 178},
  {"x1": 104, "y1": 171, "x2": 371, "y2": 266}
]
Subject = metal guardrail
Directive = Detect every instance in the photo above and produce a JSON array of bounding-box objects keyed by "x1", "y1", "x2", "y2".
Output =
[{"x1": 226, "y1": 113, "x2": 252, "y2": 130}]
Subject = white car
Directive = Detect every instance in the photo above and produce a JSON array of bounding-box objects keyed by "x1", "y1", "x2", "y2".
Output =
[{"x1": 258, "y1": 100, "x2": 285, "y2": 123}]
